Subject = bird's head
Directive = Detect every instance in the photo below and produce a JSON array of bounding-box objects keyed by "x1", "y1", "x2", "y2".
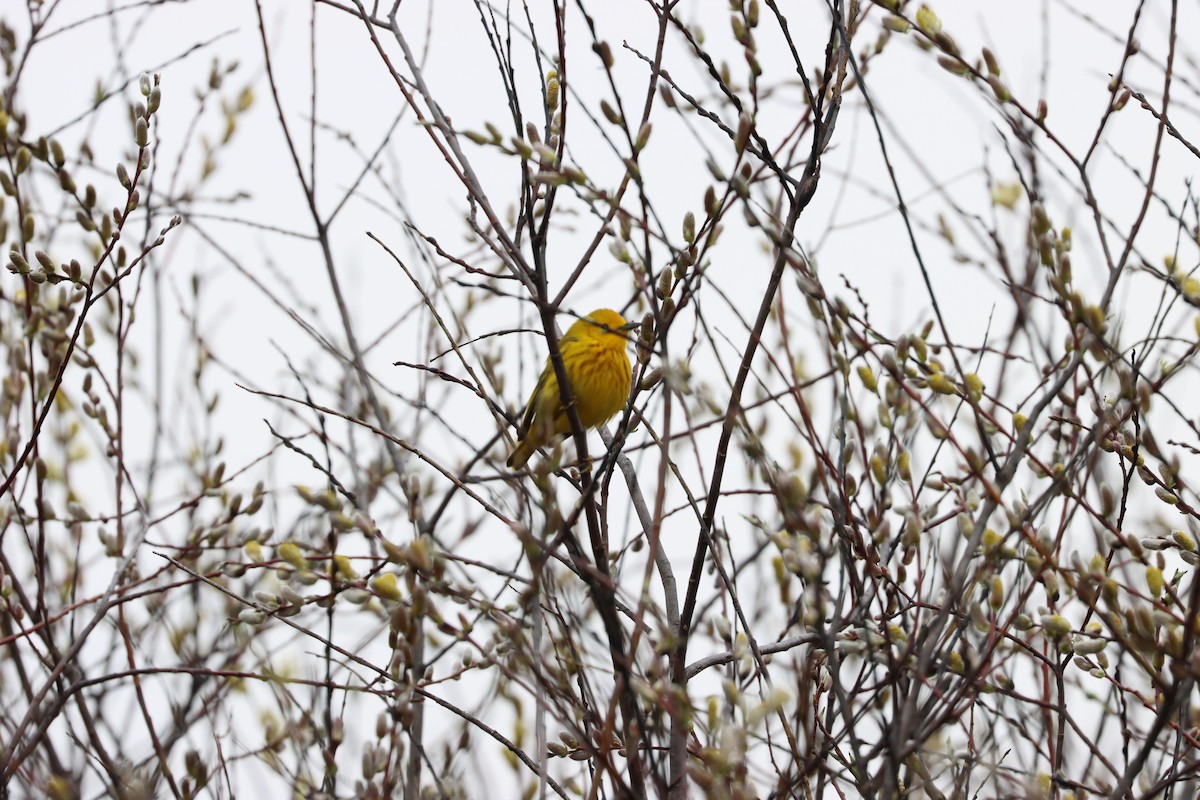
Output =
[{"x1": 578, "y1": 308, "x2": 638, "y2": 339}]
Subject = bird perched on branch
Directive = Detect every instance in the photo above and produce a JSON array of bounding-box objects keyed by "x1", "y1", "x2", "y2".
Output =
[{"x1": 507, "y1": 308, "x2": 637, "y2": 470}]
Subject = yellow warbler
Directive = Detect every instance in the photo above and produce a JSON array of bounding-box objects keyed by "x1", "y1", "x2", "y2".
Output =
[{"x1": 507, "y1": 308, "x2": 636, "y2": 469}]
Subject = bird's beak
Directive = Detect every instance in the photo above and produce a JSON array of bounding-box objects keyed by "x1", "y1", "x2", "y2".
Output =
[{"x1": 621, "y1": 320, "x2": 641, "y2": 331}]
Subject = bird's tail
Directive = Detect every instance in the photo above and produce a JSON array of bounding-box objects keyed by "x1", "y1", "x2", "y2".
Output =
[{"x1": 507, "y1": 440, "x2": 535, "y2": 470}]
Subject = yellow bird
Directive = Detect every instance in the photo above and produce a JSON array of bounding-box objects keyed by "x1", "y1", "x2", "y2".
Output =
[{"x1": 507, "y1": 308, "x2": 636, "y2": 469}]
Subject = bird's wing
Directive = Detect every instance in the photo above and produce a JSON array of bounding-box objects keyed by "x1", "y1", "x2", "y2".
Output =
[
  {"x1": 520, "y1": 331, "x2": 581, "y2": 433},
  {"x1": 520, "y1": 365, "x2": 551, "y2": 433}
]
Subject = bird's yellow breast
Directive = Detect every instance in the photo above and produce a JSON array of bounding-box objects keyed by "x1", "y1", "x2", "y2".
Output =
[{"x1": 562, "y1": 338, "x2": 632, "y2": 428}]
